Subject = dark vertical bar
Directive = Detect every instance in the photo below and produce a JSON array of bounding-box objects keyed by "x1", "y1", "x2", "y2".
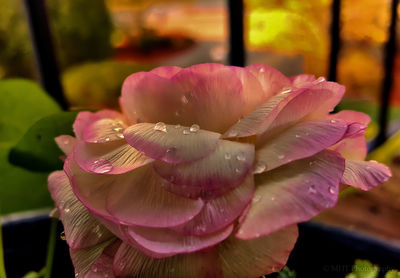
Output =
[
  {"x1": 23, "y1": 0, "x2": 68, "y2": 110},
  {"x1": 227, "y1": 0, "x2": 245, "y2": 67},
  {"x1": 328, "y1": 0, "x2": 341, "y2": 82},
  {"x1": 376, "y1": 0, "x2": 399, "y2": 147}
]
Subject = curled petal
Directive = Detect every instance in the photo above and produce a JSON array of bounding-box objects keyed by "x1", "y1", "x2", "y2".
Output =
[
  {"x1": 74, "y1": 140, "x2": 153, "y2": 175},
  {"x1": 255, "y1": 119, "x2": 348, "y2": 173},
  {"x1": 55, "y1": 135, "x2": 75, "y2": 155},
  {"x1": 245, "y1": 64, "x2": 291, "y2": 97},
  {"x1": 218, "y1": 226, "x2": 298, "y2": 278},
  {"x1": 153, "y1": 140, "x2": 254, "y2": 190},
  {"x1": 171, "y1": 175, "x2": 254, "y2": 236},
  {"x1": 48, "y1": 171, "x2": 114, "y2": 249},
  {"x1": 121, "y1": 72, "x2": 185, "y2": 125},
  {"x1": 123, "y1": 224, "x2": 233, "y2": 256},
  {"x1": 113, "y1": 243, "x2": 221, "y2": 278},
  {"x1": 106, "y1": 165, "x2": 203, "y2": 228},
  {"x1": 341, "y1": 160, "x2": 392, "y2": 190},
  {"x1": 73, "y1": 110, "x2": 125, "y2": 140},
  {"x1": 123, "y1": 123, "x2": 220, "y2": 163},
  {"x1": 171, "y1": 64, "x2": 245, "y2": 133},
  {"x1": 237, "y1": 150, "x2": 345, "y2": 239}
]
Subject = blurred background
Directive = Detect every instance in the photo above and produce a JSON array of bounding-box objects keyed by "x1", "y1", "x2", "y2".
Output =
[{"x1": 1, "y1": 0, "x2": 400, "y2": 253}]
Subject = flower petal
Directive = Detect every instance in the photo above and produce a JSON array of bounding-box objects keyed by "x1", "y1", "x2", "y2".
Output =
[
  {"x1": 85, "y1": 240, "x2": 121, "y2": 278},
  {"x1": 73, "y1": 110, "x2": 125, "y2": 140},
  {"x1": 113, "y1": 243, "x2": 221, "y2": 278},
  {"x1": 55, "y1": 135, "x2": 75, "y2": 155},
  {"x1": 237, "y1": 150, "x2": 345, "y2": 239},
  {"x1": 82, "y1": 118, "x2": 128, "y2": 143},
  {"x1": 105, "y1": 165, "x2": 203, "y2": 228},
  {"x1": 290, "y1": 74, "x2": 316, "y2": 87},
  {"x1": 70, "y1": 238, "x2": 116, "y2": 278},
  {"x1": 218, "y1": 226, "x2": 298, "y2": 278},
  {"x1": 245, "y1": 64, "x2": 291, "y2": 97},
  {"x1": 74, "y1": 140, "x2": 153, "y2": 175},
  {"x1": 171, "y1": 175, "x2": 254, "y2": 235},
  {"x1": 153, "y1": 140, "x2": 254, "y2": 191},
  {"x1": 255, "y1": 119, "x2": 348, "y2": 173},
  {"x1": 121, "y1": 71, "x2": 185, "y2": 125},
  {"x1": 123, "y1": 123, "x2": 220, "y2": 164},
  {"x1": 48, "y1": 171, "x2": 114, "y2": 249},
  {"x1": 341, "y1": 160, "x2": 391, "y2": 190},
  {"x1": 123, "y1": 224, "x2": 233, "y2": 256},
  {"x1": 170, "y1": 64, "x2": 245, "y2": 133}
]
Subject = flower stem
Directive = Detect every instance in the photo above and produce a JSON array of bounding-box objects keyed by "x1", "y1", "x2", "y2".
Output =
[
  {"x1": 0, "y1": 216, "x2": 7, "y2": 278},
  {"x1": 44, "y1": 218, "x2": 57, "y2": 278}
]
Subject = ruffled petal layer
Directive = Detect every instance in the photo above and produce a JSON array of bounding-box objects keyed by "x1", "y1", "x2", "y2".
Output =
[
  {"x1": 218, "y1": 225, "x2": 298, "y2": 278},
  {"x1": 237, "y1": 150, "x2": 345, "y2": 239},
  {"x1": 341, "y1": 160, "x2": 391, "y2": 190},
  {"x1": 48, "y1": 171, "x2": 114, "y2": 249}
]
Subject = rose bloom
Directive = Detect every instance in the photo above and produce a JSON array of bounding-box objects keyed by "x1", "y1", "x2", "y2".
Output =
[{"x1": 49, "y1": 64, "x2": 391, "y2": 278}]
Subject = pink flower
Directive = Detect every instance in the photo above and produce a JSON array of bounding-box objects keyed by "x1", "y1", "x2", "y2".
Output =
[{"x1": 49, "y1": 64, "x2": 391, "y2": 278}]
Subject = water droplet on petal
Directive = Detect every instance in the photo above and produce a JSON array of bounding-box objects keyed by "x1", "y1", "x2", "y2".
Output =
[
  {"x1": 183, "y1": 129, "x2": 190, "y2": 135},
  {"x1": 330, "y1": 119, "x2": 336, "y2": 123},
  {"x1": 253, "y1": 163, "x2": 266, "y2": 174},
  {"x1": 235, "y1": 168, "x2": 241, "y2": 173},
  {"x1": 64, "y1": 208, "x2": 70, "y2": 213},
  {"x1": 181, "y1": 95, "x2": 189, "y2": 104},
  {"x1": 280, "y1": 88, "x2": 292, "y2": 94},
  {"x1": 316, "y1": 76, "x2": 326, "y2": 83},
  {"x1": 224, "y1": 153, "x2": 231, "y2": 160},
  {"x1": 90, "y1": 159, "x2": 113, "y2": 174},
  {"x1": 253, "y1": 194, "x2": 261, "y2": 202},
  {"x1": 104, "y1": 137, "x2": 111, "y2": 142},
  {"x1": 308, "y1": 185, "x2": 317, "y2": 194},
  {"x1": 189, "y1": 124, "x2": 200, "y2": 133},
  {"x1": 113, "y1": 127, "x2": 123, "y2": 132},
  {"x1": 309, "y1": 161, "x2": 316, "y2": 167},
  {"x1": 117, "y1": 133, "x2": 124, "y2": 139},
  {"x1": 259, "y1": 68, "x2": 265, "y2": 73},
  {"x1": 271, "y1": 196, "x2": 276, "y2": 201},
  {"x1": 295, "y1": 134, "x2": 301, "y2": 138},
  {"x1": 329, "y1": 186, "x2": 336, "y2": 194},
  {"x1": 154, "y1": 122, "x2": 167, "y2": 132},
  {"x1": 236, "y1": 153, "x2": 246, "y2": 161},
  {"x1": 60, "y1": 231, "x2": 66, "y2": 240},
  {"x1": 228, "y1": 130, "x2": 238, "y2": 137},
  {"x1": 278, "y1": 154, "x2": 285, "y2": 159}
]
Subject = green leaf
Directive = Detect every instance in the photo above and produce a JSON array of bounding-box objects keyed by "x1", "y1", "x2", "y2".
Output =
[
  {"x1": 0, "y1": 79, "x2": 61, "y2": 214},
  {"x1": 0, "y1": 79, "x2": 61, "y2": 143},
  {"x1": 8, "y1": 111, "x2": 78, "y2": 172},
  {"x1": 386, "y1": 270, "x2": 400, "y2": 278},
  {"x1": 345, "y1": 260, "x2": 379, "y2": 278}
]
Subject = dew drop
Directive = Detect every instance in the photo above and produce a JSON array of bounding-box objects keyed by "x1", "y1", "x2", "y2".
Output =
[
  {"x1": 189, "y1": 124, "x2": 200, "y2": 133},
  {"x1": 278, "y1": 154, "x2": 285, "y2": 159},
  {"x1": 235, "y1": 168, "x2": 241, "y2": 173},
  {"x1": 93, "y1": 267, "x2": 98, "y2": 272},
  {"x1": 280, "y1": 88, "x2": 292, "y2": 94},
  {"x1": 224, "y1": 153, "x2": 231, "y2": 160},
  {"x1": 259, "y1": 68, "x2": 265, "y2": 73},
  {"x1": 308, "y1": 185, "x2": 317, "y2": 194},
  {"x1": 295, "y1": 134, "x2": 301, "y2": 138},
  {"x1": 113, "y1": 127, "x2": 123, "y2": 132},
  {"x1": 236, "y1": 153, "x2": 246, "y2": 161},
  {"x1": 316, "y1": 76, "x2": 326, "y2": 83},
  {"x1": 64, "y1": 208, "x2": 70, "y2": 213},
  {"x1": 182, "y1": 129, "x2": 190, "y2": 135},
  {"x1": 228, "y1": 130, "x2": 238, "y2": 137},
  {"x1": 271, "y1": 196, "x2": 276, "y2": 201},
  {"x1": 104, "y1": 137, "x2": 111, "y2": 142},
  {"x1": 330, "y1": 119, "x2": 336, "y2": 123},
  {"x1": 253, "y1": 163, "x2": 266, "y2": 174},
  {"x1": 329, "y1": 186, "x2": 336, "y2": 194},
  {"x1": 154, "y1": 122, "x2": 167, "y2": 132},
  {"x1": 117, "y1": 133, "x2": 124, "y2": 139},
  {"x1": 60, "y1": 231, "x2": 66, "y2": 240},
  {"x1": 253, "y1": 194, "x2": 261, "y2": 202},
  {"x1": 90, "y1": 159, "x2": 113, "y2": 174},
  {"x1": 175, "y1": 110, "x2": 181, "y2": 117},
  {"x1": 181, "y1": 95, "x2": 189, "y2": 104}
]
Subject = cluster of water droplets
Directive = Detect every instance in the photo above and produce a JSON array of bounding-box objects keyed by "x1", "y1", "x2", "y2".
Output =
[
  {"x1": 89, "y1": 159, "x2": 113, "y2": 174},
  {"x1": 154, "y1": 122, "x2": 201, "y2": 135}
]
